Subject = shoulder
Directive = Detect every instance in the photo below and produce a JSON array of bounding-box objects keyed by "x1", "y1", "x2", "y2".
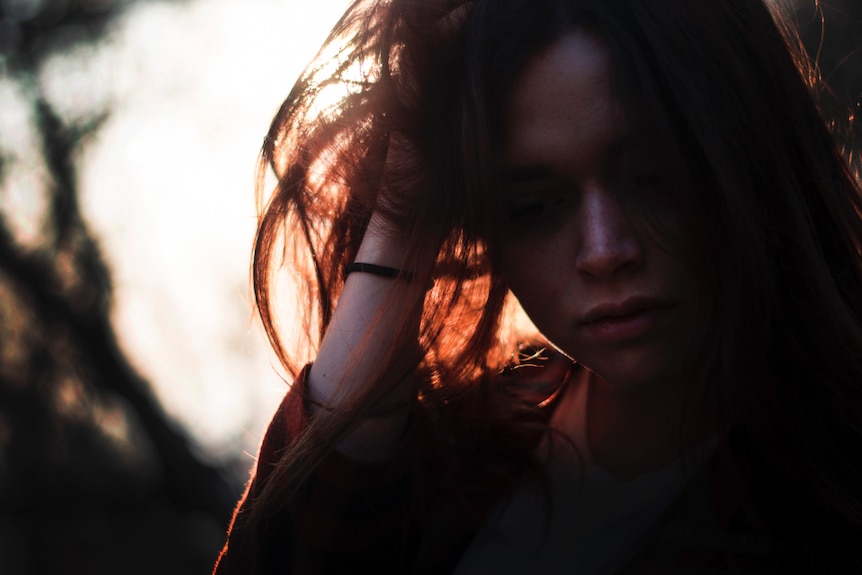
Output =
[
  {"x1": 423, "y1": 345, "x2": 576, "y2": 457},
  {"x1": 495, "y1": 345, "x2": 577, "y2": 413}
]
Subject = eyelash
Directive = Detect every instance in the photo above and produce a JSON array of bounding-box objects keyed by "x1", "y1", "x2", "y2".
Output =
[
  {"x1": 507, "y1": 194, "x2": 567, "y2": 224},
  {"x1": 504, "y1": 168, "x2": 662, "y2": 226},
  {"x1": 634, "y1": 173, "x2": 662, "y2": 187}
]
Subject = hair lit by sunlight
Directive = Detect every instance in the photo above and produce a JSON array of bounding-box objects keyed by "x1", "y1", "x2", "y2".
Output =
[{"x1": 307, "y1": 43, "x2": 378, "y2": 122}]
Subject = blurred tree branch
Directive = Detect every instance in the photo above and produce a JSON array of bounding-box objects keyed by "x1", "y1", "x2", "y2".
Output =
[{"x1": 1, "y1": 0, "x2": 238, "y2": 573}]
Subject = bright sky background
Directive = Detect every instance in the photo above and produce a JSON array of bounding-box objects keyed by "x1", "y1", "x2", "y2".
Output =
[{"x1": 35, "y1": 0, "x2": 350, "y2": 464}]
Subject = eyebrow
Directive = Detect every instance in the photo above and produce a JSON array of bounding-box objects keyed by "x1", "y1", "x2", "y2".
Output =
[
  {"x1": 501, "y1": 128, "x2": 651, "y2": 182},
  {"x1": 607, "y1": 128, "x2": 651, "y2": 160},
  {"x1": 502, "y1": 165, "x2": 559, "y2": 184}
]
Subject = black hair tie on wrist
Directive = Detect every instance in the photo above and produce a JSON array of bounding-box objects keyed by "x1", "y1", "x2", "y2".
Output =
[{"x1": 344, "y1": 262, "x2": 416, "y2": 282}]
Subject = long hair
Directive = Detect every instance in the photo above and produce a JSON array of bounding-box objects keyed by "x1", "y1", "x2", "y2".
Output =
[
  {"x1": 248, "y1": 0, "x2": 862, "y2": 565},
  {"x1": 248, "y1": 0, "x2": 518, "y2": 529}
]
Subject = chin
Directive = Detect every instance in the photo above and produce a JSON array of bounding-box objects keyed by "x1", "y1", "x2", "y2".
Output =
[{"x1": 574, "y1": 352, "x2": 688, "y2": 398}]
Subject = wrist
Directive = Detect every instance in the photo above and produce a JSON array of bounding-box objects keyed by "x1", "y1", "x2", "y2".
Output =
[
  {"x1": 344, "y1": 262, "x2": 416, "y2": 281},
  {"x1": 355, "y1": 212, "x2": 409, "y2": 267}
]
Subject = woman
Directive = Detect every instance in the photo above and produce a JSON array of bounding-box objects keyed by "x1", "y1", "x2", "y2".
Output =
[{"x1": 215, "y1": 0, "x2": 862, "y2": 572}]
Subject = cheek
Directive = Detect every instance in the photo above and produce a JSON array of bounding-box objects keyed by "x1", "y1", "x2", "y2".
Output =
[
  {"x1": 502, "y1": 245, "x2": 537, "y2": 298},
  {"x1": 502, "y1": 246, "x2": 566, "y2": 328}
]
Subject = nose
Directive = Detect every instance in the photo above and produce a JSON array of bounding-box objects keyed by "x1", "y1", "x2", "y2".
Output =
[{"x1": 574, "y1": 182, "x2": 643, "y2": 277}]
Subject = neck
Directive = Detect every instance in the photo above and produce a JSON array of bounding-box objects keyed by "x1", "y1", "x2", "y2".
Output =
[{"x1": 584, "y1": 370, "x2": 717, "y2": 480}]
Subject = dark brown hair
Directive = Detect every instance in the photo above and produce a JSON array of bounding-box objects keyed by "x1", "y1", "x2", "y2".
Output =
[{"x1": 247, "y1": 0, "x2": 862, "y2": 567}]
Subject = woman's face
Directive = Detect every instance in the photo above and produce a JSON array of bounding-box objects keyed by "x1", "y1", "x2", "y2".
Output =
[{"x1": 500, "y1": 30, "x2": 703, "y2": 396}]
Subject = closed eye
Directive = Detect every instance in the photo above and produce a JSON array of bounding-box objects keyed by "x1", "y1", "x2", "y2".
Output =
[
  {"x1": 500, "y1": 166, "x2": 575, "y2": 235},
  {"x1": 634, "y1": 173, "x2": 662, "y2": 187},
  {"x1": 508, "y1": 195, "x2": 566, "y2": 222}
]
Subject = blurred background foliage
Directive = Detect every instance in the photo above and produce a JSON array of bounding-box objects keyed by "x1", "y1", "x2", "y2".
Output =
[
  {"x1": 0, "y1": 0, "x2": 858, "y2": 573},
  {"x1": 1, "y1": 1, "x2": 237, "y2": 573}
]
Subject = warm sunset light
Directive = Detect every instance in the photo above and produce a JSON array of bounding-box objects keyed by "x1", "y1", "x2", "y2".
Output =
[
  {"x1": 1, "y1": 0, "x2": 860, "y2": 571},
  {"x1": 6, "y1": 0, "x2": 351, "y2": 461}
]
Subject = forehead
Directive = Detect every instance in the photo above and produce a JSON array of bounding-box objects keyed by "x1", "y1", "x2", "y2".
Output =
[{"x1": 505, "y1": 31, "x2": 624, "y2": 175}]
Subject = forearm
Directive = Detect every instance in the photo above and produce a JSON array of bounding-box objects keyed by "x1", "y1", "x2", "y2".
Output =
[{"x1": 308, "y1": 212, "x2": 427, "y2": 461}]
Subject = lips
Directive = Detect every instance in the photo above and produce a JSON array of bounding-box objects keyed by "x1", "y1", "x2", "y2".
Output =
[{"x1": 579, "y1": 296, "x2": 675, "y2": 343}]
